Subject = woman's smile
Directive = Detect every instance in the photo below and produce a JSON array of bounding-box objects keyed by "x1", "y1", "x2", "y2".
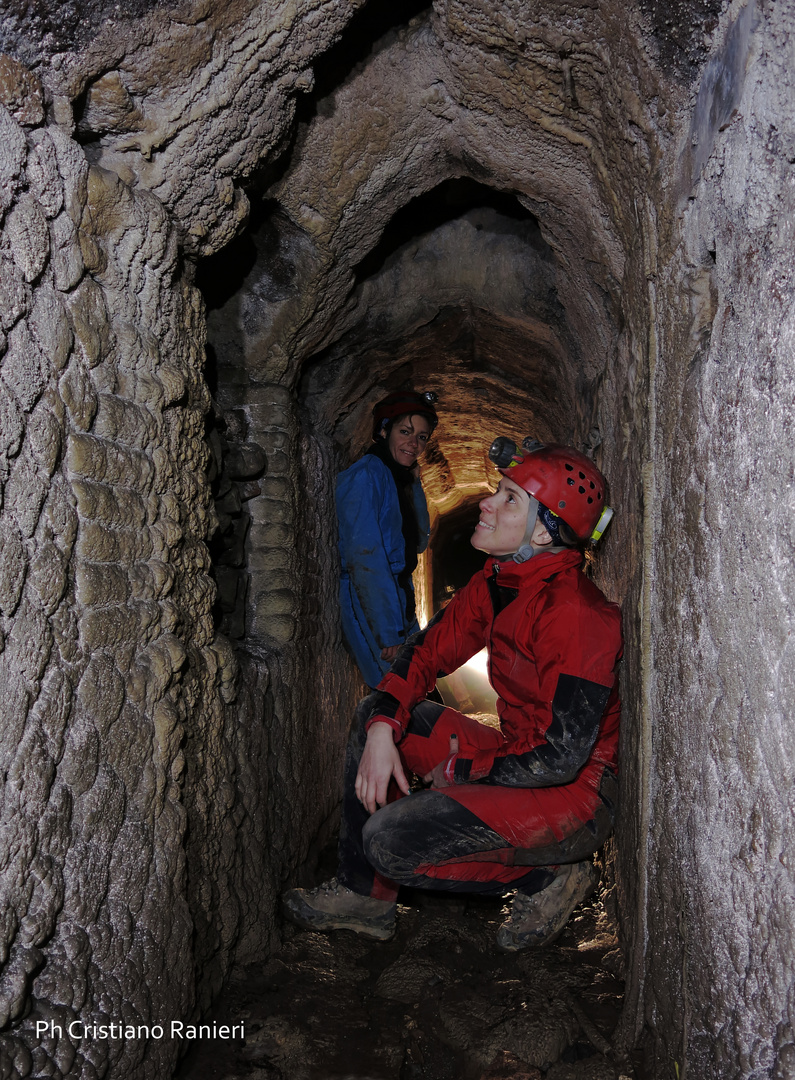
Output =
[
  {"x1": 386, "y1": 415, "x2": 432, "y2": 468},
  {"x1": 471, "y1": 478, "x2": 531, "y2": 555}
]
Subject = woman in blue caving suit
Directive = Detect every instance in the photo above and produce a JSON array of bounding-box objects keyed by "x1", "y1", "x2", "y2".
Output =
[{"x1": 336, "y1": 390, "x2": 439, "y2": 688}]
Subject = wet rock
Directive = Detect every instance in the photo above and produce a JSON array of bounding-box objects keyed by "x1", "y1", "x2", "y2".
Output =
[
  {"x1": 225, "y1": 441, "x2": 267, "y2": 480},
  {"x1": 0, "y1": 53, "x2": 44, "y2": 126},
  {"x1": 375, "y1": 955, "x2": 449, "y2": 1004}
]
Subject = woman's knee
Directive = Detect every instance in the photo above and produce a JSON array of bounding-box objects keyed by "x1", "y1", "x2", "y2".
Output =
[{"x1": 362, "y1": 801, "x2": 420, "y2": 884}]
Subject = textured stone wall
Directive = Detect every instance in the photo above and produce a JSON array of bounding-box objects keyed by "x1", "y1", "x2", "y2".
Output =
[
  {"x1": 639, "y1": 3, "x2": 795, "y2": 1076},
  {"x1": 34, "y1": 0, "x2": 368, "y2": 258},
  {"x1": 0, "y1": 71, "x2": 262, "y2": 1076}
]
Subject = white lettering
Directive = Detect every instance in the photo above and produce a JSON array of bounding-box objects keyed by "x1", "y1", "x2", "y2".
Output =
[{"x1": 171, "y1": 1021, "x2": 184, "y2": 1038}]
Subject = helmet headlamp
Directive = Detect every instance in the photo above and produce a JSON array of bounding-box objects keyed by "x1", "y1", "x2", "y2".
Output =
[{"x1": 488, "y1": 434, "x2": 614, "y2": 545}]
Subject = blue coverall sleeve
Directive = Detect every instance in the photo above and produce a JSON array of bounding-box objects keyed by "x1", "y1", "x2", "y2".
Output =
[{"x1": 336, "y1": 458, "x2": 408, "y2": 653}]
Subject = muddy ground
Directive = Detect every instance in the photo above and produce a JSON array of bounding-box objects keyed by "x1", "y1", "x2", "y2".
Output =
[{"x1": 176, "y1": 861, "x2": 643, "y2": 1080}]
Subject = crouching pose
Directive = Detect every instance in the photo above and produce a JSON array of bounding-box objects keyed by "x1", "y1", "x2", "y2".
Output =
[{"x1": 284, "y1": 438, "x2": 622, "y2": 950}]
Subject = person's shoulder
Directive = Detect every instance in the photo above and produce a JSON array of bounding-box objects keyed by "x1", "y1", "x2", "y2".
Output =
[
  {"x1": 337, "y1": 453, "x2": 390, "y2": 490},
  {"x1": 554, "y1": 567, "x2": 622, "y2": 624}
]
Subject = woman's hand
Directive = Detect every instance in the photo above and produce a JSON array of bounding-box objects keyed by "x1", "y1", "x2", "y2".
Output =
[
  {"x1": 423, "y1": 734, "x2": 460, "y2": 789},
  {"x1": 380, "y1": 644, "x2": 401, "y2": 662},
  {"x1": 356, "y1": 722, "x2": 410, "y2": 814}
]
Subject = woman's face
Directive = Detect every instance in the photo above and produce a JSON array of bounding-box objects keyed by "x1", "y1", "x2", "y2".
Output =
[
  {"x1": 471, "y1": 477, "x2": 535, "y2": 555},
  {"x1": 384, "y1": 414, "x2": 432, "y2": 469}
]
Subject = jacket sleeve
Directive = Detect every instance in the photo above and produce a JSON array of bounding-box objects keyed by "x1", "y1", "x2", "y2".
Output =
[
  {"x1": 367, "y1": 576, "x2": 491, "y2": 737},
  {"x1": 336, "y1": 459, "x2": 407, "y2": 650},
  {"x1": 456, "y1": 592, "x2": 621, "y2": 787}
]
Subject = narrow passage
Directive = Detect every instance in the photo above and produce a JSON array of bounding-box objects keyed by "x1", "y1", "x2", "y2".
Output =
[{"x1": 177, "y1": 856, "x2": 638, "y2": 1080}]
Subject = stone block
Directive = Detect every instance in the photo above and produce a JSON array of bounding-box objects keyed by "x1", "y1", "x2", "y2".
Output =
[
  {"x1": 5, "y1": 453, "x2": 48, "y2": 538},
  {"x1": 0, "y1": 55, "x2": 44, "y2": 127},
  {"x1": 255, "y1": 587, "x2": 295, "y2": 617},
  {"x1": 49, "y1": 210, "x2": 84, "y2": 292},
  {"x1": 27, "y1": 541, "x2": 68, "y2": 616},
  {"x1": 26, "y1": 130, "x2": 64, "y2": 218},
  {"x1": 252, "y1": 611, "x2": 296, "y2": 644},
  {"x1": 0, "y1": 105, "x2": 26, "y2": 212},
  {"x1": 59, "y1": 362, "x2": 98, "y2": 431},
  {"x1": 66, "y1": 433, "x2": 154, "y2": 491},
  {"x1": 0, "y1": 520, "x2": 26, "y2": 614},
  {"x1": 25, "y1": 402, "x2": 62, "y2": 476},
  {"x1": 0, "y1": 251, "x2": 31, "y2": 331},
  {"x1": 79, "y1": 600, "x2": 160, "y2": 651},
  {"x1": 93, "y1": 394, "x2": 158, "y2": 448},
  {"x1": 47, "y1": 125, "x2": 88, "y2": 227},
  {"x1": 29, "y1": 285, "x2": 72, "y2": 372},
  {"x1": 254, "y1": 496, "x2": 290, "y2": 525},
  {"x1": 4, "y1": 601, "x2": 52, "y2": 685},
  {"x1": 258, "y1": 475, "x2": 292, "y2": 500},
  {"x1": 30, "y1": 666, "x2": 72, "y2": 762},
  {"x1": 129, "y1": 560, "x2": 176, "y2": 602},
  {"x1": 76, "y1": 653, "x2": 126, "y2": 737},
  {"x1": 6, "y1": 193, "x2": 49, "y2": 283},
  {"x1": 41, "y1": 476, "x2": 78, "y2": 555},
  {"x1": 66, "y1": 278, "x2": 109, "y2": 367},
  {"x1": 0, "y1": 376, "x2": 24, "y2": 464},
  {"x1": 157, "y1": 365, "x2": 186, "y2": 407},
  {"x1": 77, "y1": 521, "x2": 154, "y2": 564},
  {"x1": 245, "y1": 545, "x2": 289, "y2": 574},
  {"x1": 75, "y1": 562, "x2": 128, "y2": 607},
  {"x1": 2, "y1": 320, "x2": 47, "y2": 412},
  {"x1": 57, "y1": 714, "x2": 99, "y2": 796},
  {"x1": 248, "y1": 520, "x2": 292, "y2": 548}
]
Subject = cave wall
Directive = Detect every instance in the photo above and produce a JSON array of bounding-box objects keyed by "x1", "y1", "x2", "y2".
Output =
[
  {"x1": 0, "y1": 63, "x2": 280, "y2": 1077},
  {"x1": 640, "y1": 3, "x2": 795, "y2": 1076}
]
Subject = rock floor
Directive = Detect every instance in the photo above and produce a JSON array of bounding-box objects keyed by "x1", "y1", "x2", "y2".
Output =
[{"x1": 176, "y1": 873, "x2": 642, "y2": 1080}]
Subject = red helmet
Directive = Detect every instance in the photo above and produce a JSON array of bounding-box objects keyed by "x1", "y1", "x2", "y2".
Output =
[
  {"x1": 372, "y1": 390, "x2": 438, "y2": 439},
  {"x1": 495, "y1": 441, "x2": 607, "y2": 540}
]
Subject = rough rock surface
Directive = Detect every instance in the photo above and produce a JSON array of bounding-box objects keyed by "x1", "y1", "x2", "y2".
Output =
[
  {"x1": 0, "y1": 85, "x2": 282, "y2": 1078},
  {"x1": 176, "y1": 883, "x2": 629, "y2": 1080}
]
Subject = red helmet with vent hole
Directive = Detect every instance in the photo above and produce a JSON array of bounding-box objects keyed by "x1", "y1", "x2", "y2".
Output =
[{"x1": 499, "y1": 444, "x2": 606, "y2": 540}]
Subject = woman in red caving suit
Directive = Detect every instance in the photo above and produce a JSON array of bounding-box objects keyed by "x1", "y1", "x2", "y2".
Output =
[{"x1": 284, "y1": 437, "x2": 622, "y2": 951}]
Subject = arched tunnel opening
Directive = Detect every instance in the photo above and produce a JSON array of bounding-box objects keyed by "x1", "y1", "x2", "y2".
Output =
[
  {"x1": 187, "y1": 158, "x2": 631, "y2": 1076},
  {"x1": 1, "y1": 1, "x2": 793, "y2": 1079}
]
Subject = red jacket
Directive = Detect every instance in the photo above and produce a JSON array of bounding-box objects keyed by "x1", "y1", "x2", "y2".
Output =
[{"x1": 369, "y1": 549, "x2": 622, "y2": 786}]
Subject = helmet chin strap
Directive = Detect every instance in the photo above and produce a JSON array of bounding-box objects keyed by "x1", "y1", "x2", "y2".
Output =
[
  {"x1": 510, "y1": 497, "x2": 566, "y2": 563},
  {"x1": 511, "y1": 497, "x2": 539, "y2": 564}
]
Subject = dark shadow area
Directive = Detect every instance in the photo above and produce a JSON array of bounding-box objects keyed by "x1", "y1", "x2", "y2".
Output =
[
  {"x1": 295, "y1": 0, "x2": 433, "y2": 124},
  {"x1": 195, "y1": 199, "x2": 290, "y2": 313},
  {"x1": 354, "y1": 177, "x2": 547, "y2": 284},
  {"x1": 431, "y1": 499, "x2": 486, "y2": 610}
]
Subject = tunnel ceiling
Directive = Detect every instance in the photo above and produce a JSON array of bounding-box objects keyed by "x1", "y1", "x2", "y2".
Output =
[
  {"x1": 7, "y1": 0, "x2": 715, "y2": 511},
  {"x1": 190, "y1": 0, "x2": 686, "y2": 517}
]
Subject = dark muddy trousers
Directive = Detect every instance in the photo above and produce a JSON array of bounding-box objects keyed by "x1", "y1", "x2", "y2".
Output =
[{"x1": 337, "y1": 695, "x2": 617, "y2": 902}]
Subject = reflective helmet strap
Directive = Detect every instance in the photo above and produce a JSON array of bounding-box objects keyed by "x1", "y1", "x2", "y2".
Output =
[{"x1": 590, "y1": 506, "x2": 614, "y2": 545}]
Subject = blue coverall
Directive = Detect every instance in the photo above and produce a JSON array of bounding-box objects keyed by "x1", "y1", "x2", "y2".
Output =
[{"x1": 336, "y1": 454, "x2": 430, "y2": 687}]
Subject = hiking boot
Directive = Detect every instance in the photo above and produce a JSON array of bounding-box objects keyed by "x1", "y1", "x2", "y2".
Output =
[
  {"x1": 282, "y1": 878, "x2": 397, "y2": 940},
  {"x1": 496, "y1": 861, "x2": 598, "y2": 952}
]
